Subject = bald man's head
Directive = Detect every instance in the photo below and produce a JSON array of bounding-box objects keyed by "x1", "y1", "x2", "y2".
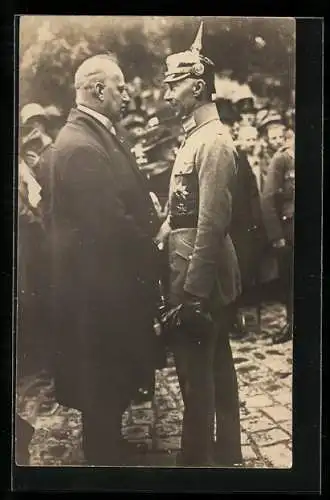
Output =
[{"x1": 74, "y1": 54, "x2": 130, "y2": 123}]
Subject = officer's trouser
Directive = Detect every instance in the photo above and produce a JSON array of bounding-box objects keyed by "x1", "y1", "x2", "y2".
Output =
[{"x1": 170, "y1": 305, "x2": 242, "y2": 466}]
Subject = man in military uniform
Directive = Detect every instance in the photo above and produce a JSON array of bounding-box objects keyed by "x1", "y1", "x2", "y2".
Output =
[
  {"x1": 155, "y1": 22, "x2": 242, "y2": 467},
  {"x1": 256, "y1": 109, "x2": 286, "y2": 192},
  {"x1": 261, "y1": 137, "x2": 295, "y2": 344}
]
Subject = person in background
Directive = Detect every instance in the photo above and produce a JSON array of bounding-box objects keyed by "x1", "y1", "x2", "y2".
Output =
[
  {"x1": 255, "y1": 108, "x2": 287, "y2": 295},
  {"x1": 44, "y1": 105, "x2": 65, "y2": 142},
  {"x1": 139, "y1": 126, "x2": 179, "y2": 217},
  {"x1": 156, "y1": 23, "x2": 242, "y2": 467},
  {"x1": 19, "y1": 106, "x2": 56, "y2": 373},
  {"x1": 256, "y1": 109, "x2": 285, "y2": 191},
  {"x1": 284, "y1": 106, "x2": 295, "y2": 149},
  {"x1": 40, "y1": 54, "x2": 162, "y2": 465},
  {"x1": 236, "y1": 97, "x2": 256, "y2": 127},
  {"x1": 15, "y1": 132, "x2": 45, "y2": 465},
  {"x1": 20, "y1": 103, "x2": 53, "y2": 184},
  {"x1": 217, "y1": 100, "x2": 266, "y2": 339},
  {"x1": 20, "y1": 103, "x2": 49, "y2": 134},
  {"x1": 261, "y1": 135, "x2": 295, "y2": 344},
  {"x1": 237, "y1": 125, "x2": 261, "y2": 191},
  {"x1": 119, "y1": 109, "x2": 148, "y2": 147}
]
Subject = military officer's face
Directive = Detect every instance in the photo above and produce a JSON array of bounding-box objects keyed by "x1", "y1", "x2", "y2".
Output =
[
  {"x1": 267, "y1": 124, "x2": 285, "y2": 152},
  {"x1": 164, "y1": 78, "x2": 197, "y2": 118}
]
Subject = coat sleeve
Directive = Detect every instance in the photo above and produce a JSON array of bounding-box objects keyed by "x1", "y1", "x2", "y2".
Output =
[
  {"x1": 183, "y1": 135, "x2": 236, "y2": 299},
  {"x1": 261, "y1": 152, "x2": 286, "y2": 243},
  {"x1": 57, "y1": 145, "x2": 159, "y2": 279}
]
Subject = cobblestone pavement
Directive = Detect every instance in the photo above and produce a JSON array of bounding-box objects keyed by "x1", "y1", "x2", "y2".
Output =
[{"x1": 16, "y1": 302, "x2": 292, "y2": 468}]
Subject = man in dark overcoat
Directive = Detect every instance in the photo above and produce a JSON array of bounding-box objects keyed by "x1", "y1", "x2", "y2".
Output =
[
  {"x1": 40, "y1": 54, "x2": 161, "y2": 465},
  {"x1": 155, "y1": 23, "x2": 242, "y2": 467}
]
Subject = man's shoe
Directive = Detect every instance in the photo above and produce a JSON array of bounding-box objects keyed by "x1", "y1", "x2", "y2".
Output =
[
  {"x1": 175, "y1": 451, "x2": 215, "y2": 467},
  {"x1": 273, "y1": 323, "x2": 292, "y2": 344},
  {"x1": 212, "y1": 442, "x2": 243, "y2": 467},
  {"x1": 229, "y1": 322, "x2": 247, "y2": 340}
]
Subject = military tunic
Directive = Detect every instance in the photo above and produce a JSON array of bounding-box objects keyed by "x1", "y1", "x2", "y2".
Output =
[
  {"x1": 165, "y1": 102, "x2": 242, "y2": 466},
  {"x1": 167, "y1": 103, "x2": 241, "y2": 307},
  {"x1": 261, "y1": 145, "x2": 295, "y2": 245}
]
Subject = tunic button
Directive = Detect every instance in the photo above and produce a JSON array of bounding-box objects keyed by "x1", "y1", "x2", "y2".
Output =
[
  {"x1": 282, "y1": 215, "x2": 287, "y2": 221},
  {"x1": 188, "y1": 255, "x2": 192, "y2": 260}
]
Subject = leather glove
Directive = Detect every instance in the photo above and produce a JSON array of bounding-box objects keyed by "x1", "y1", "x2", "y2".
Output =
[{"x1": 179, "y1": 293, "x2": 213, "y2": 333}]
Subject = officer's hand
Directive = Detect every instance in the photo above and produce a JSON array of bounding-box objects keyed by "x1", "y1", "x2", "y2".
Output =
[{"x1": 180, "y1": 293, "x2": 213, "y2": 332}]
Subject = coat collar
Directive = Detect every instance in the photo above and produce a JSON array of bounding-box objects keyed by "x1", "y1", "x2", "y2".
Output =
[{"x1": 76, "y1": 104, "x2": 116, "y2": 135}]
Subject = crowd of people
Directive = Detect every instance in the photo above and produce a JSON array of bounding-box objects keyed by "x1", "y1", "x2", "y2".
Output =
[{"x1": 16, "y1": 25, "x2": 295, "y2": 466}]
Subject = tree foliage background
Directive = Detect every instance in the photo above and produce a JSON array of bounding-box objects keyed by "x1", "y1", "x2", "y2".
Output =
[{"x1": 19, "y1": 16, "x2": 295, "y2": 114}]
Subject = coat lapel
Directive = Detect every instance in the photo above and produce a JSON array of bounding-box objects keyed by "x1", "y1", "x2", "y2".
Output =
[{"x1": 68, "y1": 108, "x2": 152, "y2": 197}]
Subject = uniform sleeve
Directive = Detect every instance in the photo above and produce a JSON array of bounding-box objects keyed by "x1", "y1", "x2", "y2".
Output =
[
  {"x1": 261, "y1": 152, "x2": 286, "y2": 242},
  {"x1": 184, "y1": 135, "x2": 236, "y2": 299}
]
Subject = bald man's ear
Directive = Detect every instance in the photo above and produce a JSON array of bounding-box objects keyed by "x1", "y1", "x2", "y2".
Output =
[{"x1": 93, "y1": 82, "x2": 105, "y2": 101}]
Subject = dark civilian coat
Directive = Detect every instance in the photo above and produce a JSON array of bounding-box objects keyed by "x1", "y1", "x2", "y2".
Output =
[
  {"x1": 229, "y1": 148, "x2": 267, "y2": 292},
  {"x1": 40, "y1": 108, "x2": 161, "y2": 412}
]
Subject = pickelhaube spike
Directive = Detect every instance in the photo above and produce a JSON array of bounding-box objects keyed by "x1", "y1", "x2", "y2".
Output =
[
  {"x1": 163, "y1": 19, "x2": 214, "y2": 84},
  {"x1": 190, "y1": 21, "x2": 203, "y2": 54}
]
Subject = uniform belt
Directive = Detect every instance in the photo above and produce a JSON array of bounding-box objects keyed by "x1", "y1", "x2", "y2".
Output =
[{"x1": 170, "y1": 214, "x2": 198, "y2": 230}]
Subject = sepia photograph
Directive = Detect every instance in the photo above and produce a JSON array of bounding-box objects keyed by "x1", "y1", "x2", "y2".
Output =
[{"x1": 15, "y1": 15, "x2": 296, "y2": 469}]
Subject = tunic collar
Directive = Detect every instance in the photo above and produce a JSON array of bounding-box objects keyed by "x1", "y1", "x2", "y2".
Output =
[{"x1": 182, "y1": 102, "x2": 219, "y2": 136}]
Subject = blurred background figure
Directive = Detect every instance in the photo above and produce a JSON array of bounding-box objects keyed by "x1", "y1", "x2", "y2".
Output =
[
  {"x1": 237, "y1": 125, "x2": 262, "y2": 192},
  {"x1": 261, "y1": 136, "x2": 295, "y2": 344},
  {"x1": 216, "y1": 98, "x2": 266, "y2": 339},
  {"x1": 17, "y1": 104, "x2": 58, "y2": 438},
  {"x1": 20, "y1": 102, "x2": 49, "y2": 134},
  {"x1": 44, "y1": 105, "x2": 65, "y2": 142},
  {"x1": 232, "y1": 83, "x2": 256, "y2": 127},
  {"x1": 256, "y1": 108, "x2": 286, "y2": 189},
  {"x1": 120, "y1": 110, "x2": 148, "y2": 147},
  {"x1": 20, "y1": 103, "x2": 53, "y2": 182},
  {"x1": 16, "y1": 126, "x2": 52, "y2": 465},
  {"x1": 139, "y1": 124, "x2": 179, "y2": 219},
  {"x1": 254, "y1": 108, "x2": 287, "y2": 294}
]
